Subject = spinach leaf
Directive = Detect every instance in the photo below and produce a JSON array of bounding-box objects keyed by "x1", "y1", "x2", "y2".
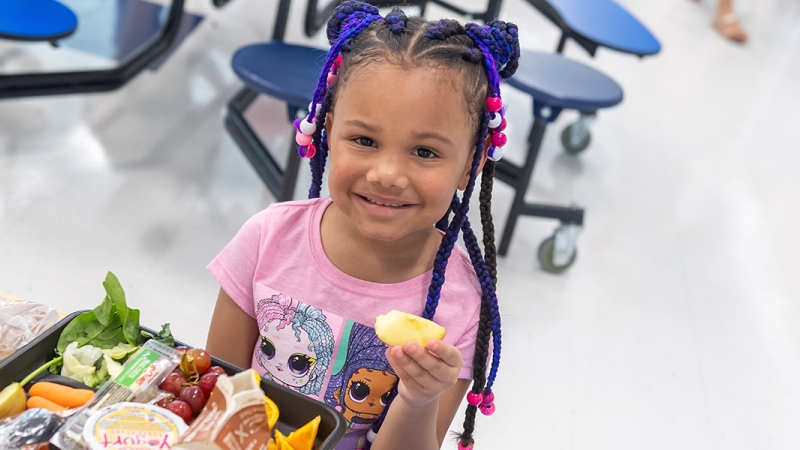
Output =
[
  {"x1": 150, "y1": 323, "x2": 175, "y2": 347},
  {"x1": 102, "y1": 271, "x2": 142, "y2": 346},
  {"x1": 92, "y1": 295, "x2": 115, "y2": 327},
  {"x1": 57, "y1": 312, "x2": 126, "y2": 353},
  {"x1": 124, "y1": 309, "x2": 141, "y2": 346}
]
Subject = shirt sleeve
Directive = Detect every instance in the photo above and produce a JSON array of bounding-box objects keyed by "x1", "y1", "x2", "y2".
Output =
[{"x1": 207, "y1": 209, "x2": 270, "y2": 319}]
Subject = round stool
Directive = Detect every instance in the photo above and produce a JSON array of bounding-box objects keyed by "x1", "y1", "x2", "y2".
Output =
[
  {"x1": 226, "y1": 42, "x2": 327, "y2": 201},
  {"x1": 0, "y1": 0, "x2": 77, "y2": 43},
  {"x1": 498, "y1": 49, "x2": 623, "y2": 273}
]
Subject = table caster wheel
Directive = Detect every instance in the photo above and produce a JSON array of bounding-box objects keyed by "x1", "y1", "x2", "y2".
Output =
[
  {"x1": 537, "y1": 235, "x2": 577, "y2": 273},
  {"x1": 561, "y1": 123, "x2": 591, "y2": 155}
]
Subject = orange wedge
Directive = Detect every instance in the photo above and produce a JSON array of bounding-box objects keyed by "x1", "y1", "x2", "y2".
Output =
[
  {"x1": 268, "y1": 429, "x2": 292, "y2": 450},
  {"x1": 286, "y1": 416, "x2": 320, "y2": 450},
  {"x1": 264, "y1": 395, "x2": 280, "y2": 429}
]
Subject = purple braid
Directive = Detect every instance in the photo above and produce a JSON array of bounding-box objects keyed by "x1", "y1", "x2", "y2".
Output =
[
  {"x1": 308, "y1": 94, "x2": 332, "y2": 198},
  {"x1": 307, "y1": 2, "x2": 381, "y2": 198},
  {"x1": 422, "y1": 112, "x2": 490, "y2": 320}
]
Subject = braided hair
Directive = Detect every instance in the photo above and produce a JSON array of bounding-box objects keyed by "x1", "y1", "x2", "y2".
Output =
[{"x1": 304, "y1": 3, "x2": 520, "y2": 448}]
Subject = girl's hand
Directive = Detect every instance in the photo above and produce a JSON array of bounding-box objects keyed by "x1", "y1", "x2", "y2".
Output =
[{"x1": 386, "y1": 340, "x2": 463, "y2": 409}]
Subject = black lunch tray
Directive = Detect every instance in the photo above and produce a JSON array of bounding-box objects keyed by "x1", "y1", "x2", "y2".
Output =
[{"x1": 0, "y1": 311, "x2": 347, "y2": 450}]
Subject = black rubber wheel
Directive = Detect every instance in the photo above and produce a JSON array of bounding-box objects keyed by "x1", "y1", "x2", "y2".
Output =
[
  {"x1": 537, "y1": 236, "x2": 577, "y2": 273},
  {"x1": 561, "y1": 124, "x2": 591, "y2": 155}
]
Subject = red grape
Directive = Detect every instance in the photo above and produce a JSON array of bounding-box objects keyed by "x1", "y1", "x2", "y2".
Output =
[
  {"x1": 154, "y1": 396, "x2": 174, "y2": 409},
  {"x1": 206, "y1": 366, "x2": 226, "y2": 376},
  {"x1": 167, "y1": 400, "x2": 193, "y2": 424},
  {"x1": 181, "y1": 349, "x2": 212, "y2": 376},
  {"x1": 179, "y1": 386, "x2": 207, "y2": 414},
  {"x1": 198, "y1": 373, "x2": 220, "y2": 396},
  {"x1": 159, "y1": 372, "x2": 186, "y2": 397}
]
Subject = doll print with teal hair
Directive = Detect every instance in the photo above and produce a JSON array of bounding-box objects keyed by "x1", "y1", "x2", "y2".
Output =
[{"x1": 255, "y1": 293, "x2": 335, "y2": 398}]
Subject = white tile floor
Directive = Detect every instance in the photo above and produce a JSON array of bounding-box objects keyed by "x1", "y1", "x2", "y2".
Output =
[{"x1": 2, "y1": 0, "x2": 800, "y2": 448}]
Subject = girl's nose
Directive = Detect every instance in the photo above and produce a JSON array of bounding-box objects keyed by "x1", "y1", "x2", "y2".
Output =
[{"x1": 365, "y1": 152, "x2": 409, "y2": 189}]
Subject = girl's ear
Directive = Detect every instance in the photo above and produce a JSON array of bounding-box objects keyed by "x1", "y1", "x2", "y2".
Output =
[{"x1": 458, "y1": 135, "x2": 490, "y2": 190}]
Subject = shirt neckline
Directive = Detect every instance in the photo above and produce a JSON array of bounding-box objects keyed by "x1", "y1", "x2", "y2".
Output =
[{"x1": 308, "y1": 197, "x2": 434, "y2": 298}]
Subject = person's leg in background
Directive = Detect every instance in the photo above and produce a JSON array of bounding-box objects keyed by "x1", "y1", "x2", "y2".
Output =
[{"x1": 712, "y1": 0, "x2": 748, "y2": 43}]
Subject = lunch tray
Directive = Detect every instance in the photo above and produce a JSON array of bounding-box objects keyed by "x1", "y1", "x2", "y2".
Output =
[{"x1": 0, "y1": 311, "x2": 347, "y2": 450}]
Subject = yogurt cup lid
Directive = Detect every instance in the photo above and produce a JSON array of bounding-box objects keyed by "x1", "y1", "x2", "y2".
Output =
[{"x1": 82, "y1": 402, "x2": 189, "y2": 450}]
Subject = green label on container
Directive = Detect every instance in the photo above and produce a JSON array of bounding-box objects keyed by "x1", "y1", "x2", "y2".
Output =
[{"x1": 115, "y1": 349, "x2": 159, "y2": 387}]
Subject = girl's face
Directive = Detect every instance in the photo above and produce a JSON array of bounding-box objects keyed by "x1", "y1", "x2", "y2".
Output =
[
  {"x1": 259, "y1": 322, "x2": 317, "y2": 388},
  {"x1": 325, "y1": 63, "x2": 486, "y2": 243}
]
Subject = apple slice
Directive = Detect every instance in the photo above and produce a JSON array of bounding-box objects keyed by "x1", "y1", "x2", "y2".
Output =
[{"x1": 375, "y1": 310, "x2": 446, "y2": 347}]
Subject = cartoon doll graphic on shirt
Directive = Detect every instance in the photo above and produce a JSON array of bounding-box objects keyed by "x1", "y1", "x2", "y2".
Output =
[
  {"x1": 324, "y1": 322, "x2": 398, "y2": 432},
  {"x1": 255, "y1": 294, "x2": 334, "y2": 398}
]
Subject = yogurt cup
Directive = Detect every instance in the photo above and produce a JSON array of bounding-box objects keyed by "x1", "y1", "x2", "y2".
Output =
[{"x1": 83, "y1": 402, "x2": 188, "y2": 450}]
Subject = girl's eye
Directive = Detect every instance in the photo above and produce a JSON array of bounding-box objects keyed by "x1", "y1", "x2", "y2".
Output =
[
  {"x1": 413, "y1": 148, "x2": 436, "y2": 159},
  {"x1": 349, "y1": 381, "x2": 370, "y2": 402},
  {"x1": 355, "y1": 137, "x2": 375, "y2": 147},
  {"x1": 288, "y1": 353, "x2": 316, "y2": 376},
  {"x1": 380, "y1": 390, "x2": 393, "y2": 406},
  {"x1": 260, "y1": 337, "x2": 275, "y2": 360}
]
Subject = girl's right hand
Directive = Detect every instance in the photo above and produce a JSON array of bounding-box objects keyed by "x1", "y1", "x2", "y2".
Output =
[{"x1": 385, "y1": 340, "x2": 462, "y2": 409}]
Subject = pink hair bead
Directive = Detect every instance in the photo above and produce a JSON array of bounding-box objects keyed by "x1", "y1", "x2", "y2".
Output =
[
  {"x1": 305, "y1": 143, "x2": 317, "y2": 159},
  {"x1": 481, "y1": 391, "x2": 495, "y2": 405},
  {"x1": 333, "y1": 54, "x2": 343, "y2": 69},
  {"x1": 296, "y1": 131, "x2": 312, "y2": 146},
  {"x1": 490, "y1": 132, "x2": 507, "y2": 147},
  {"x1": 457, "y1": 442, "x2": 473, "y2": 450},
  {"x1": 486, "y1": 96, "x2": 502, "y2": 113},
  {"x1": 499, "y1": 118, "x2": 507, "y2": 131},
  {"x1": 327, "y1": 72, "x2": 339, "y2": 86},
  {"x1": 479, "y1": 402, "x2": 495, "y2": 416},
  {"x1": 466, "y1": 392, "x2": 483, "y2": 406}
]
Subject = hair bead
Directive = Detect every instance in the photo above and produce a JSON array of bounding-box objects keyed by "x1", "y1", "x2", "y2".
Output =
[
  {"x1": 488, "y1": 113, "x2": 502, "y2": 129},
  {"x1": 487, "y1": 146, "x2": 503, "y2": 162},
  {"x1": 479, "y1": 402, "x2": 496, "y2": 416},
  {"x1": 486, "y1": 97, "x2": 502, "y2": 112},
  {"x1": 490, "y1": 132, "x2": 507, "y2": 147},
  {"x1": 296, "y1": 131, "x2": 313, "y2": 146},
  {"x1": 299, "y1": 118, "x2": 317, "y2": 135},
  {"x1": 466, "y1": 391, "x2": 483, "y2": 406},
  {"x1": 458, "y1": 441, "x2": 474, "y2": 450}
]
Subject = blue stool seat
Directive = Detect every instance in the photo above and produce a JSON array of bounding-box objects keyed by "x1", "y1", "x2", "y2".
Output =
[
  {"x1": 507, "y1": 50, "x2": 623, "y2": 113},
  {"x1": 0, "y1": 0, "x2": 78, "y2": 42},
  {"x1": 496, "y1": 50, "x2": 623, "y2": 272},
  {"x1": 232, "y1": 42, "x2": 328, "y2": 108},
  {"x1": 547, "y1": 0, "x2": 661, "y2": 56},
  {"x1": 227, "y1": 42, "x2": 329, "y2": 202}
]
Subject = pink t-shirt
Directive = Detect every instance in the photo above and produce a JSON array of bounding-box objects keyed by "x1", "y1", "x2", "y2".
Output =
[{"x1": 208, "y1": 198, "x2": 483, "y2": 447}]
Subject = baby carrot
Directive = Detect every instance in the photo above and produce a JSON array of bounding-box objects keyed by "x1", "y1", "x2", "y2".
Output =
[
  {"x1": 27, "y1": 396, "x2": 67, "y2": 412},
  {"x1": 28, "y1": 382, "x2": 94, "y2": 408}
]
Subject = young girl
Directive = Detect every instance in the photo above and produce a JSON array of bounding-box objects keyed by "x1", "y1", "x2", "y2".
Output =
[{"x1": 206, "y1": 3, "x2": 519, "y2": 449}]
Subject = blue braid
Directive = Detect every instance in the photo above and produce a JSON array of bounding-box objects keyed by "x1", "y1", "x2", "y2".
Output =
[{"x1": 422, "y1": 112, "x2": 490, "y2": 320}]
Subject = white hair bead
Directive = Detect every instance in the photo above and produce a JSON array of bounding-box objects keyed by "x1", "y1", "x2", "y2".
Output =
[
  {"x1": 366, "y1": 429, "x2": 377, "y2": 442},
  {"x1": 488, "y1": 113, "x2": 502, "y2": 129},
  {"x1": 488, "y1": 146, "x2": 503, "y2": 161},
  {"x1": 300, "y1": 117, "x2": 317, "y2": 135}
]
